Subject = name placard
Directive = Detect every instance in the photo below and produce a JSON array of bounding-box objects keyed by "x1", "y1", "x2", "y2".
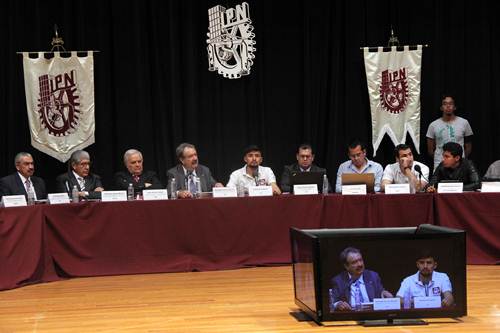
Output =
[
  {"x1": 373, "y1": 297, "x2": 401, "y2": 311},
  {"x1": 293, "y1": 184, "x2": 319, "y2": 195},
  {"x1": 2, "y1": 195, "x2": 27, "y2": 207},
  {"x1": 341, "y1": 184, "x2": 367, "y2": 195},
  {"x1": 101, "y1": 190, "x2": 127, "y2": 202},
  {"x1": 248, "y1": 185, "x2": 273, "y2": 197},
  {"x1": 212, "y1": 187, "x2": 238, "y2": 198},
  {"x1": 437, "y1": 182, "x2": 463, "y2": 193},
  {"x1": 413, "y1": 296, "x2": 441, "y2": 309},
  {"x1": 48, "y1": 193, "x2": 71, "y2": 204},
  {"x1": 385, "y1": 183, "x2": 410, "y2": 194},
  {"x1": 481, "y1": 182, "x2": 500, "y2": 193},
  {"x1": 142, "y1": 189, "x2": 169, "y2": 201}
]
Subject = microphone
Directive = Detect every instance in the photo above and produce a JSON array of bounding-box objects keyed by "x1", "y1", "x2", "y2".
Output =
[
  {"x1": 252, "y1": 168, "x2": 259, "y2": 186},
  {"x1": 414, "y1": 165, "x2": 429, "y2": 182}
]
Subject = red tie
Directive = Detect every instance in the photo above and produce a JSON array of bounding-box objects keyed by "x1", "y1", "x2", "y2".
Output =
[{"x1": 133, "y1": 175, "x2": 140, "y2": 183}]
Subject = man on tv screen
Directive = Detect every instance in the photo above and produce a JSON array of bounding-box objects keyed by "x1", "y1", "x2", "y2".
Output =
[
  {"x1": 329, "y1": 247, "x2": 393, "y2": 312},
  {"x1": 396, "y1": 251, "x2": 454, "y2": 308}
]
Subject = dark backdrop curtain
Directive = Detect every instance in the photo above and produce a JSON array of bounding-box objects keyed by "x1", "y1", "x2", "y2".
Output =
[{"x1": 1, "y1": 0, "x2": 499, "y2": 192}]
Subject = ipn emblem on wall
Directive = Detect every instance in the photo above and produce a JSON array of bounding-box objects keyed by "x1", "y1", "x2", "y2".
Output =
[{"x1": 206, "y1": 2, "x2": 256, "y2": 79}]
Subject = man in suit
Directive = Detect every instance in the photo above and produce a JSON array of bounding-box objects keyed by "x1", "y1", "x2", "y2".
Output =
[
  {"x1": 167, "y1": 143, "x2": 223, "y2": 198},
  {"x1": 114, "y1": 149, "x2": 163, "y2": 195},
  {"x1": 329, "y1": 247, "x2": 393, "y2": 312},
  {"x1": 0, "y1": 152, "x2": 47, "y2": 201},
  {"x1": 280, "y1": 144, "x2": 330, "y2": 193},
  {"x1": 55, "y1": 150, "x2": 104, "y2": 200}
]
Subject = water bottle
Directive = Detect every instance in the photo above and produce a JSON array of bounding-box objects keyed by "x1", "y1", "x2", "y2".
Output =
[
  {"x1": 127, "y1": 183, "x2": 134, "y2": 201},
  {"x1": 354, "y1": 282, "x2": 362, "y2": 311},
  {"x1": 322, "y1": 174, "x2": 329, "y2": 195},
  {"x1": 194, "y1": 176, "x2": 202, "y2": 198},
  {"x1": 72, "y1": 185, "x2": 79, "y2": 203},
  {"x1": 27, "y1": 190, "x2": 35, "y2": 206},
  {"x1": 170, "y1": 178, "x2": 177, "y2": 199}
]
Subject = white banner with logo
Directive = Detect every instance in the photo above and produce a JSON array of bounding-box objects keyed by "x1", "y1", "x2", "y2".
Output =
[
  {"x1": 363, "y1": 45, "x2": 422, "y2": 156},
  {"x1": 22, "y1": 51, "x2": 95, "y2": 162}
]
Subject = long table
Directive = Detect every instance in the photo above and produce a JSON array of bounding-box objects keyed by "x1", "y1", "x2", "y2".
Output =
[{"x1": 1, "y1": 193, "x2": 498, "y2": 291}]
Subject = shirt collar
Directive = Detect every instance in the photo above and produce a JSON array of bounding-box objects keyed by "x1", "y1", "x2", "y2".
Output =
[
  {"x1": 72, "y1": 171, "x2": 84, "y2": 180},
  {"x1": 183, "y1": 166, "x2": 197, "y2": 177},
  {"x1": 348, "y1": 158, "x2": 370, "y2": 173},
  {"x1": 17, "y1": 172, "x2": 30, "y2": 184}
]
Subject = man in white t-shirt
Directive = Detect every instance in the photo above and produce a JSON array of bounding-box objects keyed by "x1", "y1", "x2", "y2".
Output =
[
  {"x1": 426, "y1": 94, "x2": 473, "y2": 170},
  {"x1": 381, "y1": 144, "x2": 429, "y2": 193},
  {"x1": 226, "y1": 145, "x2": 281, "y2": 195},
  {"x1": 396, "y1": 251, "x2": 454, "y2": 309}
]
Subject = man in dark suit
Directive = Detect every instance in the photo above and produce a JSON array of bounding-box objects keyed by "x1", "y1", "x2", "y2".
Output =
[
  {"x1": 0, "y1": 152, "x2": 47, "y2": 201},
  {"x1": 280, "y1": 144, "x2": 330, "y2": 193},
  {"x1": 167, "y1": 143, "x2": 223, "y2": 198},
  {"x1": 55, "y1": 150, "x2": 104, "y2": 200},
  {"x1": 329, "y1": 247, "x2": 393, "y2": 312},
  {"x1": 114, "y1": 149, "x2": 163, "y2": 195}
]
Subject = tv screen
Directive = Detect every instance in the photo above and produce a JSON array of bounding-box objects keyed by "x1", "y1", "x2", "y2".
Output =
[{"x1": 290, "y1": 225, "x2": 467, "y2": 324}]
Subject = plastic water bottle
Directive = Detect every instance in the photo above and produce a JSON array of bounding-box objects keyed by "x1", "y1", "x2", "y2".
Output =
[
  {"x1": 27, "y1": 190, "x2": 35, "y2": 206},
  {"x1": 72, "y1": 185, "x2": 79, "y2": 203},
  {"x1": 127, "y1": 183, "x2": 134, "y2": 201},
  {"x1": 194, "y1": 176, "x2": 202, "y2": 198},
  {"x1": 322, "y1": 174, "x2": 329, "y2": 195},
  {"x1": 354, "y1": 282, "x2": 362, "y2": 311},
  {"x1": 170, "y1": 178, "x2": 177, "y2": 199}
]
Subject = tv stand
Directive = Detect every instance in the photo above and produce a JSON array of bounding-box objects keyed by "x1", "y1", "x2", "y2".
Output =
[{"x1": 360, "y1": 319, "x2": 428, "y2": 327}]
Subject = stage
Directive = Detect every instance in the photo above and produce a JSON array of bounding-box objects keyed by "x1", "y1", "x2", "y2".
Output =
[{"x1": 0, "y1": 265, "x2": 498, "y2": 332}]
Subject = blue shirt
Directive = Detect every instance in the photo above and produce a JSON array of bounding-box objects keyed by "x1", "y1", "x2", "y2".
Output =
[{"x1": 335, "y1": 159, "x2": 383, "y2": 193}]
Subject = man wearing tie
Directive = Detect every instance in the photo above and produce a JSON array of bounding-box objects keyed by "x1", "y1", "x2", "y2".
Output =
[
  {"x1": 55, "y1": 150, "x2": 104, "y2": 200},
  {"x1": 0, "y1": 152, "x2": 47, "y2": 201},
  {"x1": 114, "y1": 149, "x2": 163, "y2": 195},
  {"x1": 280, "y1": 143, "x2": 330, "y2": 193},
  {"x1": 226, "y1": 145, "x2": 281, "y2": 195},
  {"x1": 329, "y1": 247, "x2": 393, "y2": 312},
  {"x1": 167, "y1": 143, "x2": 223, "y2": 199}
]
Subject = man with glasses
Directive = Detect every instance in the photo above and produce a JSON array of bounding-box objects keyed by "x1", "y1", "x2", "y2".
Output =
[
  {"x1": 280, "y1": 143, "x2": 330, "y2": 193},
  {"x1": 56, "y1": 150, "x2": 104, "y2": 200},
  {"x1": 335, "y1": 140, "x2": 383, "y2": 192},
  {"x1": 426, "y1": 94, "x2": 473, "y2": 171}
]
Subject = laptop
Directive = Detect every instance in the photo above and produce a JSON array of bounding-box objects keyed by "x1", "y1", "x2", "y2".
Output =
[
  {"x1": 341, "y1": 173, "x2": 375, "y2": 193},
  {"x1": 290, "y1": 171, "x2": 326, "y2": 193}
]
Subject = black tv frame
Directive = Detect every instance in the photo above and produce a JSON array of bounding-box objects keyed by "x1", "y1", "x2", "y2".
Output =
[{"x1": 290, "y1": 225, "x2": 467, "y2": 325}]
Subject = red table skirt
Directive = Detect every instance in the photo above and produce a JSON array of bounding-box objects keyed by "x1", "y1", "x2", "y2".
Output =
[{"x1": 1, "y1": 193, "x2": 498, "y2": 290}]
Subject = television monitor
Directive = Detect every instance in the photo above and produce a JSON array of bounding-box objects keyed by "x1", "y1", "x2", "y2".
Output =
[
  {"x1": 341, "y1": 173, "x2": 375, "y2": 193},
  {"x1": 290, "y1": 171, "x2": 325, "y2": 194},
  {"x1": 290, "y1": 225, "x2": 466, "y2": 326}
]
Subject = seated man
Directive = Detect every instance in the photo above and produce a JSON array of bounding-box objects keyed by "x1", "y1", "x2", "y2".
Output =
[
  {"x1": 280, "y1": 143, "x2": 330, "y2": 193},
  {"x1": 227, "y1": 145, "x2": 281, "y2": 195},
  {"x1": 381, "y1": 144, "x2": 429, "y2": 193},
  {"x1": 329, "y1": 247, "x2": 393, "y2": 312},
  {"x1": 0, "y1": 152, "x2": 47, "y2": 201},
  {"x1": 396, "y1": 251, "x2": 454, "y2": 308},
  {"x1": 483, "y1": 160, "x2": 500, "y2": 181},
  {"x1": 335, "y1": 140, "x2": 383, "y2": 192},
  {"x1": 426, "y1": 142, "x2": 480, "y2": 192},
  {"x1": 56, "y1": 150, "x2": 104, "y2": 200},
  {"x1": 114, "y1": 149, "x2": 163, "y2": 194},
  {"x1": 167, "y1": 143, "x2": 223, "y2": 198}
]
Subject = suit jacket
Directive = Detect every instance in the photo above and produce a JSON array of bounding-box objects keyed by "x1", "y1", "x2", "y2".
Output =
[
  {"x1": 0, "y1": 173, "x2": 47, "y2": 200},
  {"x1": 113, "y1": 170, "x2": 163, "y2": 194},
  {"x1": 329, "y1": 269, "x2": 385, "y2": 312},
  {"x1": 167, "y1": 164, "x2": 217, "y2": 194},
  {"x1": 56, "y1": 172, "x2": 104, "y2": 200},
  {"x1": 280, "y1": 163, "x2": 330, "y2": 193}
]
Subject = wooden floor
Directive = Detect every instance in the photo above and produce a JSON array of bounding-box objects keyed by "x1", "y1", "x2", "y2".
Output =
[{"x1": 0, "y1": 265, "x2": 498, "y2": 332}]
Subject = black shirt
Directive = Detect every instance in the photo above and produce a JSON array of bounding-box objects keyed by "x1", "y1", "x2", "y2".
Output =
[{"x1": 430, "y1": 159, "x2": 480, "y2": 191}]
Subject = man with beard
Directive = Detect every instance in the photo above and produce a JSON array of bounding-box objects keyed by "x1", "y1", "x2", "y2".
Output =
[
  {"x1": 396, "y1": 251, "x2": 454, "y2": 308},
  {"x1": 329, "y1": 247, "x2": 393, "y2": 312},
  {"x1": 226, "y1": 145, "x2": 281, "y2": 195},
  {"x1": 167, "y1": 143, "x2": 223, "y2": 198}
]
